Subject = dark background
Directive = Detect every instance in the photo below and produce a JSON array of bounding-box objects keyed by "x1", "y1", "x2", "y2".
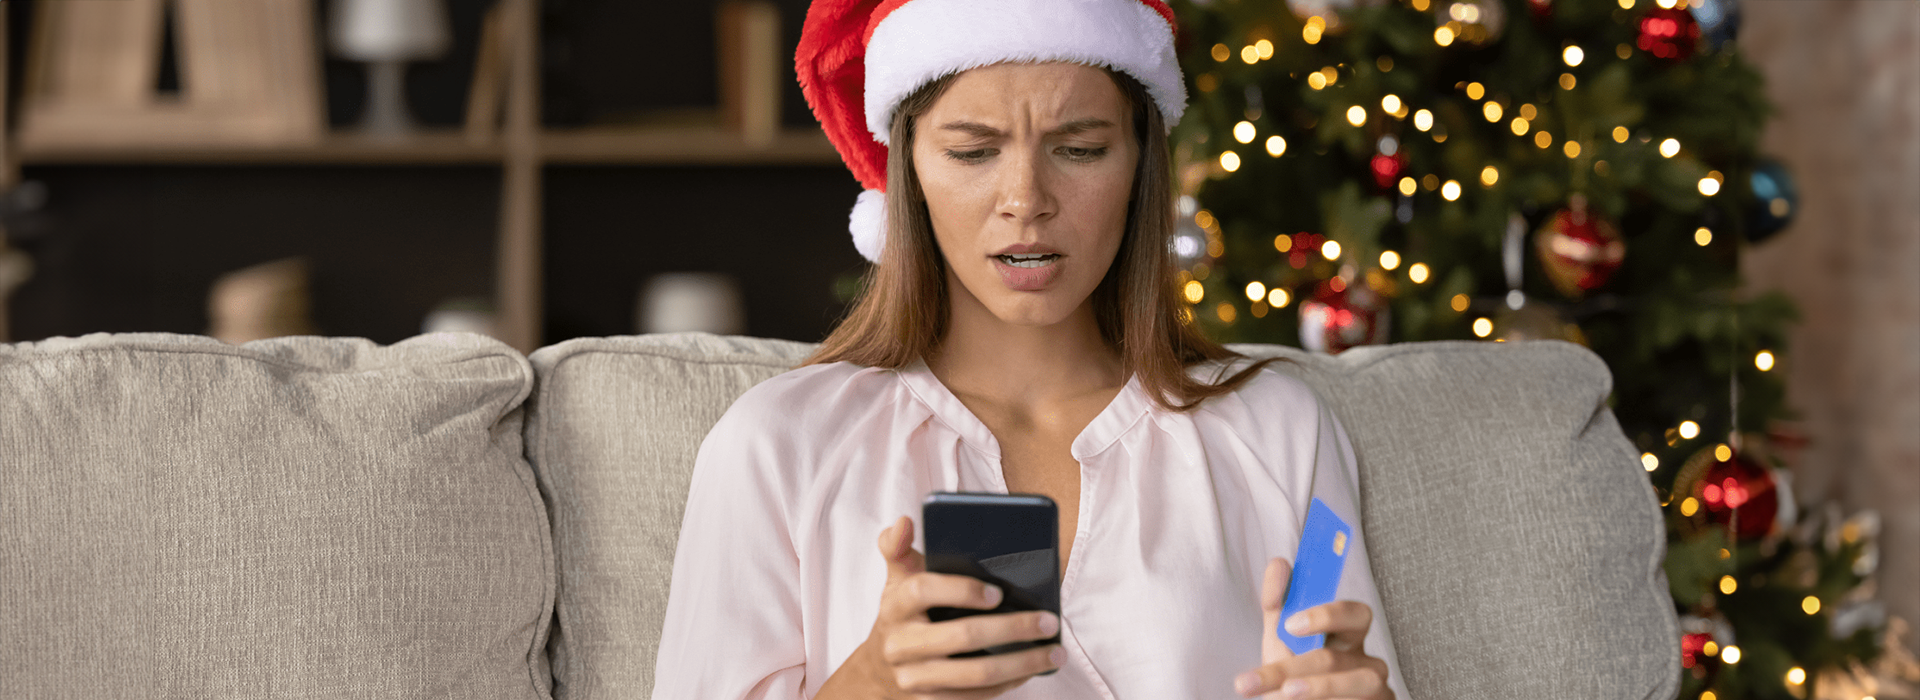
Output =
[{"x1": 2, "y1": 0, "x2": 866, "y2": 344}]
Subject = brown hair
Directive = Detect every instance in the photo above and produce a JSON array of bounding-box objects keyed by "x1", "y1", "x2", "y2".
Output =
[{"x1": 802, "y1": 67, "x2": 1276, "y2": 411}]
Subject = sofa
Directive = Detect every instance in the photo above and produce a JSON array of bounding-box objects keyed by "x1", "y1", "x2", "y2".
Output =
[{"x1": 1, "y1": 332, "x2": 1680, "y2": 699}]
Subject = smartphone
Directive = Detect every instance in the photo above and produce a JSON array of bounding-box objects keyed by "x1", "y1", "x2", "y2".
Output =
[
  {"x1": 921, "y1": 492, "x2": 1063, "y2": 661},
  {"x1": 1276, "y1": 497, "x2": 1353, "y2": 655}
]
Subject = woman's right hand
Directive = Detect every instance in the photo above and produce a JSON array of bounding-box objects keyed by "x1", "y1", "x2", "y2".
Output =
[{"x1": 817, "y1": 516, "x2": 1064, "y2": 700}]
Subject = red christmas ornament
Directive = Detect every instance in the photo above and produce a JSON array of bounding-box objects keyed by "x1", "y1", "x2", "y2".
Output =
[
  {"x1": 1370, "y1": 152, "x2": 1407, "y2": 192},
  {"x1": 1680, "y1": 632, "x2": 1718, "y2": 671},
  {"x1": 1695, "y1": 447, "x2": 1779, "y2": 541},
  {"x1": 1298, "y1": 278, "x2": 1389, "y2": 354},
  {"x1": 1637, "y1": 8, "x2": 1700, "y2": 61},
  {"x1": 1534, "y1": 197, "x2": 1625, "y2": 298},
  {"x1": 1288, "y1": 232, "x2": 1323, "y2": 269}
]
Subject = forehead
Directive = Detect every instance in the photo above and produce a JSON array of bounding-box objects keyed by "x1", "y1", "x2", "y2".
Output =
[{"x1": 924, "y1": 62, "x2": 1130, "y2": 125}]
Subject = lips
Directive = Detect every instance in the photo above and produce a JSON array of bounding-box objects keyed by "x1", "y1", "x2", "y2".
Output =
[{"x1": 991, "y1": 245, "x2": 1063, "y2": 291}]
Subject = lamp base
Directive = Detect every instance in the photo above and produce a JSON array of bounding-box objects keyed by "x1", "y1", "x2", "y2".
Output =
[{"x1": 355, "y1": 60, "x2": 417, "y2": 139}]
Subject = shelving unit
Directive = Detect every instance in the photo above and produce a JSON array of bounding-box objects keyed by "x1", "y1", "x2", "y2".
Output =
[{"x1": 0, "y1": 0, "x2": 839, "y2": 352}]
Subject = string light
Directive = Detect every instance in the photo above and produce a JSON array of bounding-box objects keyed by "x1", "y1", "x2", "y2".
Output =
[
  {"x1": 1268, "y1": 288, "x2": 1291, "y2": 308},
  {"x1": 1435, "y1": 26, "x2": 1455, "y2": 46},
  {"x1": 1309, "y1": 72, "x2": 1329, "y2": 90},
  {"x1": 1756, "y1": 350, "x2": 1775, "y2": 371},
  {"x1": 1617, "y1": 43, "x2": 1633, "y2": 59},
  {"x1": 1564, "y1": 141, "x2": 1582, "y2": 158},
  {"x1": 1519, "y1": 104, "x2": 1538, "y2": 120},
  {"x1": 1266, "y1": 135, "x2": 1287, "y2": 157},
  {"x1": 1409, "y1": 263, "x2": 1430, "y2": 283},
  {"x1": 1413, "y1": 109, "x2": 1434, "y2": 131},
  {"x1": 1657, "y1": 0, "x2": 1677, "y2": 7},
  {"x1": 1701, "y1": 692, "x2": 1716, "y2": 700},
  {"x1": 1273, "y1": 234, "x2": 1292, "y2": 252},
  {"x1": 1411, "y1": 0, "x2": 1430, "y2": 10},
  {"x1": 1719, "y1": 575, "x2": 1737, "y2": 594},
  {"x1": 1802, "y1": 597, "x2": 1821, "y2": 615},
  {"x1": 1715, "y1": 444, "x2": 1732, "y2": 461},
  {"x1": 1183, "y1": 280, "x2": 1205, "y2": 304},
  {"x1": 1564, "y1": 45, "x2": 1585, "y2": 66},
  {"x1": 1377, "y1": 55, "x2": 1394, "y2": 72},
  {"x1": 1613, "y1": 126, "x2": 1630, "y2": 143},
  {"x1": 1450, "y1": 293, "x2": 1469, "y2": 312},
  {"x1": 1234, "y1": 121, "x2": 1257, "y2": 144},
  {"x1": 1241, "y1": 45, "x2": 1259, "y2": 64},
  {"x1": 1217, "y1": 302, "x2": 1236, "y2": 322},
  {"x1": 1321, "y1": 240, "x2": 1342, "y2": 260},
  {"x1": 1380, "y1": 250, "x2": 1401, "y2": 270},
  {"x1": 1465, "y1": 82, "x2": 1485, "y2": 100},
  {"x1": 1441, "y1": 180, "x2": 1462, "y2": 201},
  {"x1": 1382, "y1": 95, "x2": 1403, "y2": 114},
  {"x1": 1320, "y1": 67, "x2": 1339, "y2": 85},
  {"x1": 1722, "y1": 646, "x2": 1741, "y2": 664},
  {"x1": 1679, "y1": 421, "x2": 1701, "y2": 439},
  {"x1": 1347, "y1": 106, "x2": 1367, "y2": 127},
  {"x1": 1303, "y1": 16, "x2": 1326, "y2": 44},
  {"x1": 1559, "y1": 73, "x2": 1577, "y2": 89},
  {"x1": 1660, "y1": 138, "x2": 1681, "y2": 157},
  {"x1": 1220, "y1": 150, "x2": 1241, "y2": 172},
  {"x1": 1245, "y1": 281, "x2": 1267, "y2": 302},
  {"x1": 1681, "y1": 497, "x2": 1699, "y2": 516},
  {"x1": 1511, "y1": 117, "x2": 1530, "y2": 135},
  {"x1": 1618, "y1": 0, "x2": 1635, "y2": 7},
  {"x1": 1699, "y1": 176, "x2": 1721, "y2": 196},
  {"x1": 1211, "y1": 44, "x2": 1230, "y2": 62},
  {"x1": 1398, "y1": 177, "x2": 1417, "y2": 196},
  {"x1": 1483, "y1": 102, "x2": 1504, "y2": 122},
  {"x1": 1535, "y1": 131, "x2": 1554, "y2": 148},
  {"x1": 1704, "y1": 641, "x2": 1720, "y2": 656},
  {"x1": 1642, "y1": 453, "x2": 1659, "y2": 471},
  {"x1": 1472, "y1": 318, "x2": 1493, "y2": 337},
  {"x1": 1719, "y1": 548, "x2": 1731, "y2": 559},
  {"x1": 1695, "y1": 227, "x2": 1713, "y2": 246},
  {"x1": 1481, "y1": 165, "x2": 1499, "y2": 186},
  {"x1": 1254, "y1": 39, "x2": 1274, "y2": 59},
  {"x1": 1422, "y1": 174, "x2": 1439, "y2": 190}
]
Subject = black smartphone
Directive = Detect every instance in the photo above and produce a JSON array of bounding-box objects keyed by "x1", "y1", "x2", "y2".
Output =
[{"x1": 921, "y1": 492, "x2": 1062, "y2": 662}]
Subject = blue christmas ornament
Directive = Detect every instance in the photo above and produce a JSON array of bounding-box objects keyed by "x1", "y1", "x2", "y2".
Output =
[
  {"x1": 1747, "y1": 158, "x2": 1797, "y2": 243},
  {"x1": 1689, "y1": 0, "x2": 1741, "y2": 51}
]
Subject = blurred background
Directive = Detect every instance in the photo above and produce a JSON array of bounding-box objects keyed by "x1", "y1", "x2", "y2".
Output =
[{"x1": 0, "y1": 1, "x2": 1913, "y2": 698}]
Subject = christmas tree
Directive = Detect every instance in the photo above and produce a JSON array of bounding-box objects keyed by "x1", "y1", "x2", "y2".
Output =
[{"x1": 1168, "y1": 0, "x2": 1903, "y2": 697}]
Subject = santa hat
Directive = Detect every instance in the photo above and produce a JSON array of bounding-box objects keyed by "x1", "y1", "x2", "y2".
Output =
[{"x1": 797, "y1": 0, "x2": 1186, "y2": 262}]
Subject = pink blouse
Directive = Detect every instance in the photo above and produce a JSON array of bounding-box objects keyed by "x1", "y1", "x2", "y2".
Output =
[{"x1": 651, "y1": 358, "x2": 1409, "y2": 699}]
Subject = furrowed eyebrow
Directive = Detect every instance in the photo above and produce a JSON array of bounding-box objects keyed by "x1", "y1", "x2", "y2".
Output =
[
  {"x1": 938, "y1": 121, "x2": 1002, "y2": 137},
  {"x1": 1048, "y1": 118, "x2": 1116, "y2": 136}
]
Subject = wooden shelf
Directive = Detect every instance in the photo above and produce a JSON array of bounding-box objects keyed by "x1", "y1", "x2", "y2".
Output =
[{"x1": 13, "y1": 126, "x2": 839, "y2": 167}]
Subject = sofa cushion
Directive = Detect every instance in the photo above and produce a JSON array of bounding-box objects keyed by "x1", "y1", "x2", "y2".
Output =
[
  {"x1": 0, "y1": 332, "x2": 555, "y2": 699},
  {"x1": 526, "y1": 334, "x2": 1676, "y2": 700}
]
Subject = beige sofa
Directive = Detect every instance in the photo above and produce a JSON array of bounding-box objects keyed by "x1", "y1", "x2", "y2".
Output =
[{"x1": 1, "y1": 332, "x2": 1679, "y2": 699}]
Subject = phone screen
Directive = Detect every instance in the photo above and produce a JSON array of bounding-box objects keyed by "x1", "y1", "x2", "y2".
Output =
[{"x1": 922, "y1": 492, "x2": 1062, "y2": 658}]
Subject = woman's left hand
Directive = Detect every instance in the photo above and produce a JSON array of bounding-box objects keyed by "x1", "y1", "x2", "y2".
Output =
[{"x1": 1233, "y1": 557, "x2": 1395, "y2": 699}]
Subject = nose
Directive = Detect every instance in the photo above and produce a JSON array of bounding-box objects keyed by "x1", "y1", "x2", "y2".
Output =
[{"x1": 995, "y1": 148, "x2": 1056, "y2": 226}]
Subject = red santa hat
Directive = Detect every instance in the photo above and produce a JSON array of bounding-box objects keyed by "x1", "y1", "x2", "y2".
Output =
[{"x1": 797, "y1": 0, "x2": 1185, "y2": 262}]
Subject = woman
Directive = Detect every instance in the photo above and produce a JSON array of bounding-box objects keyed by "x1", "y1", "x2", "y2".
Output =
[{"x1": 652, "y1": 1, "x2": 1407, "y2": 698}]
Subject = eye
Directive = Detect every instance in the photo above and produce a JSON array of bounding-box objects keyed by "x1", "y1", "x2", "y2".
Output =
[
  {"x1": 944, "y1": 148, "x2": 995, "y2": 164},
  {"x1": 1058, "y1": 146, "x2": 1109, "y2": 162}
]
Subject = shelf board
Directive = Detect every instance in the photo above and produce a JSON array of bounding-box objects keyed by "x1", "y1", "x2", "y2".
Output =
[
  {"x1": 540, "y1": 125, "x2": 840, "y2": 165},
  {"x1": 13, "y1": 126, "x2": 843, "y2": 167}
]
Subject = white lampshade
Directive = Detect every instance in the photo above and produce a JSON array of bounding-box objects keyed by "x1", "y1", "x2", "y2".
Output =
[
  {"x1": 639, "y1": 273, "x2": 746, "y2": 335},
  {"x1": 330, "y1": 0, "x2": 452, "y2": 62}
]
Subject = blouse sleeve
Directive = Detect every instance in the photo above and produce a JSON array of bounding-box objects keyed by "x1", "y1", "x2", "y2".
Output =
[
  {"x1": 650, "y1": 388, "x2": 809, "y2": 699},
  {"x1": 1303, "y1": 387, "x2": 1414, "y2": 700}
]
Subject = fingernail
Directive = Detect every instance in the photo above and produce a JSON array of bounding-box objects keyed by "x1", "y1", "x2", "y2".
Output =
[
  {"x1": 1281, "y1": 679, "x2": 1308, "y2": 698},
  {"x1": 1037, "y1": 612, "x2": 1059, "y2": 636},
  {"x1": 1049, "y1": 645, "x2": 1067, "y2": 667},
  {"x1": 1284, "y1": 613, "x2": 1310, "y2": 635},
  {"x1": 1233, "y1": 672, "x2": 1260, "y2": 696},
  {"x1": 983, "y1": 585, "x2": 1002, "y2": 607}
]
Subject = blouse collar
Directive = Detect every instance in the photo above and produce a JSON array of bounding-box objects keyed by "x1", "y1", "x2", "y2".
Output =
[{"x1": 896, "y1": 357, "x2": 1151, "y2": 462}]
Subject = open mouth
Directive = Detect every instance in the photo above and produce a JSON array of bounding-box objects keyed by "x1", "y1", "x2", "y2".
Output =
[{"x1": 996, "y1": 254, "x2": 1060, "y2": 268}]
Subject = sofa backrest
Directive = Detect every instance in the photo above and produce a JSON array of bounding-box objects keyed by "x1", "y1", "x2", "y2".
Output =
[
  {"x1": 528, "y1": 334, "x2": 1679, "y2": 700},
  {"x1": 1, "y1": 333, "x2": 556, "y2": 699}
]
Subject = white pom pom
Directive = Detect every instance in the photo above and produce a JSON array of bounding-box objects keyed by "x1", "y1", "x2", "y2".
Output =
[{"x1": 849, "y1": 189, "x2": 887, "y2": 263}]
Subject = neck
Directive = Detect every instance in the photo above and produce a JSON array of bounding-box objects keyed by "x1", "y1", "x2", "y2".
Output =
[{"x1": 926, "y1": 270, "x2": 1125, "y2": 406}]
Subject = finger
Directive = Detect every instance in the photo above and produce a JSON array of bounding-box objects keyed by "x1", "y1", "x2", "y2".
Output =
[
  {"x1": 883, "y1": 571, "x2": 1004, "y2": 622},
  {"x1": 1260, "y1": 557, "x2": 1296, "y2": 667},
  {"x1": 1238, "y1": 648, "x2": 1376, "y2": 699},
  {"x1": 1283, "y1": 601, "x2": 1372, "y2": 653},
  {"x1": 1274, "y1": 666, "x2": 1390, "y2": 700},
  {"x1": 877, "y1": 517, "x2": 925, "y2": 583},
  {"x1": 892, "y1": 643, "x2": 1063, "y2": 694},
  {"x1": 884, "y1": 610, "x2": 1060, "y2": 664}
]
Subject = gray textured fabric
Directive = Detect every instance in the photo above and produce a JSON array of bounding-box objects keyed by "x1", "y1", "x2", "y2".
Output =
[
  {"x1": 525, "y1": 334, "x2": 1678, "y2": 700},
  {"x1": 0, "y1": 332, "x2": 556, "y2": 700},
  {"x1": 526, "y1": 334, "x2": 814, "y2": 700}
]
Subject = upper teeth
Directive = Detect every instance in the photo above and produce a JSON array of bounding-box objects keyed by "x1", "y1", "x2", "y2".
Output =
[{"x1": 1000, "y1": 254, "x2": 1054, "y2": 268}]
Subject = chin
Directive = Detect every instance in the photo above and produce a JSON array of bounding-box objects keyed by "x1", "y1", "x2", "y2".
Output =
[{"x1": 977, "y1": 290, "x2": 1087, "y2": 328}]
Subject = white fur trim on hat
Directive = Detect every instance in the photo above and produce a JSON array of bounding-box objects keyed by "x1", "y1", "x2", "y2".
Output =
[
  {"x1": 863, "y1": 0, "x2": 1184, "y2": 145},
  {"x1": 849, "y1": 189, "x2": 888, "y2": 262}
]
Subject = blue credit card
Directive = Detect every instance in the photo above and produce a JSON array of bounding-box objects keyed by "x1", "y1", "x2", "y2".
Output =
[{"x1": 1276, "y1": 497, "x2": 1353, "y2": 655}]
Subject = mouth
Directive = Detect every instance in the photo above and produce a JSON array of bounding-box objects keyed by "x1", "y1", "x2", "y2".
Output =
[{"x1": 995, "y1": 253, "x2": 1062, "y2": 268}]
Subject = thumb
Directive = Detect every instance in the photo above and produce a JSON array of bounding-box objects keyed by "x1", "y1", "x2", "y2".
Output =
[
  {"x1": 878, "y1": 516, "x2": 925, "y2": 582},
  {"x1": 1261, "y1": 556, "x2": 1296, "y2": 664}
]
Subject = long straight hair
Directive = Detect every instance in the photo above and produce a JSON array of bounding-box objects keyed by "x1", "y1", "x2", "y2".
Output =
[{"x1": 803, "y1": 67, "x2": 1275, "y2": 411}]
